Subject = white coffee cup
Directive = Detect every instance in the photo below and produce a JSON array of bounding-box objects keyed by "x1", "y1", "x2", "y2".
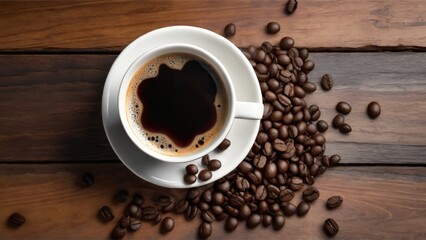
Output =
[{"x1": 118, "y1": 43, "x2": 263, "y2": 163}]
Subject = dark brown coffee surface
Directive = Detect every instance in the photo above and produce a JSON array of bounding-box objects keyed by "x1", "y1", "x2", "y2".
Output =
[{"x1": 138, "y1": 60, "x2": 218, "y2": 147}]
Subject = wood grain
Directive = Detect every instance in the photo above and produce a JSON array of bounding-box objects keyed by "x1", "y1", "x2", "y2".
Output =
[
  {"x1": 1, "y1": 53, "x2": 425, "y2": 163},
  {"x1": 0, "y1": 0, "x2": 425, "y2": 51},
  {"x1": 0, "y1": 164, "x2": 424, "y2": 239}
]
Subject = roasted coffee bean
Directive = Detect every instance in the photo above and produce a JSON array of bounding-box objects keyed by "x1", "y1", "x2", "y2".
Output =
[
  {"x1": 199, "y1": 169, "x2": 213, "y2": 181},
  {"x1": 299, "y1": 48, "x2": 309, "y2": 60},
  {"x1": 156, "y1": 195, "x2": 172, "y2": 207},
  {"x1": 324, "y1": 218, "x2": 339, "y2": 236},
  {"x1": 262, "y1": 214, "x2": 273, "y2": 227},
  {"x1": 289, "y1": 162, "x2": 298, "y2": 175},
  {"x1": 266, "y1": 22, "x2": 280, "y2": 34},
  {"x1": 111, "y1": 226, "x2": 126, "y2": 239},
  {"x1": 302, "y1": 187, "x2": 320, "y2": 202},
  {"x1": 79, "y1": 172, "x2": 95, "y2": 187},
  {"x1": 133, "y1": 193, "x2": 145, "y2": 206},
  {"x1": 187, "y1": 188, "x2": 200, "y2": 201},
  {"x1": 212, "y1": 192, "x2": 225, "y2": 205},
  {"x1": 316, "y1": 120, "x2": 329, "y2": 132},
  {"x1": 340, "y1": 123, "x2": 352, "y2": 134},
  {"x1": 239, "y1": 204, "x2": 252, "y2": 220},
  {"x1": 262, "y1": 142, "x2": 273, "y2": 156},
  {"x1": 127, "y1": 204, "x2": 141, "y2": 218},
  {"x1": 235, "y1": 176, "x2": 250, "y2": 191},
  {"x1": 310, "y1": 145, "x2": 324, "y2": 156},
  {"x1": 280, "y1": 37, "x2": 294, "y2": 50},
  {"x1": 261, "y1": 41, "x2": 273, "y2": 52},
  {"x1": 198, "y1": 202, "x2": 210, "y2": 211},
  {"x1": 277, "y1": 159, "x2": 289, "y2": 173},
  {"x1": 154, "y1": 213, "x2": 163, "y2": 225},
  {"x1": 99, "y1": 206, "x2": 114, "y2": 222},
  {"x1": 278, "y1": 94, "x2": 292, "y2": 107},
  {"x1": 185, "y1": 204, "x2": 198, "y2": 220},
  {"x1": 247, "y1": 172, "x2": 261, "y2": 185},
  {"x1": 332, "y1": 114, "x2": 345, "y2": 128},
  {"x1": 367, "y1": 101, "x2": 381, "y2": 119},
  {"x1": 255, "y1": 185, "x2": 268, "y2": 200},
  {"x1": 267, "y1": 128, "x2": 279, "y2": 141},
  {"x1": 302, "y1": 152, "x2": 314, "y2": 167},
  {"x1": 279, "y1": 188, "x2": 294, "y2": 202},
  {"x1": 273, "y1": 138, "x2": 287, "y2": 152},
  {"x1": 278, "y1": 54, "x2": 291, "y2": 66},
  {"x1": 186, "y1": 164, "x2": 198, "y2": 175},
  {"x1": 211, "y1": 205, "x2": 223, "y2": 216},
  {"x1": 184, "y1": 174, "x2": 196, "y2": 184},
  {"x1": 208, "y1": 159, "x2": 222, "y2": 171},
  {"x1": 303, "y1": 82, "x2": 317, "y2": 93},
  {"x1": 270, "y1": 110, "x2": 283, "y2": 122},
  {"x1": 224, "y1": 23, "x2": 236, "y2": 37},
  {"x1": 289, "y1": 177, "x2": 304, "y2": 191},
  {"x1": 225, "y1": 217, "x2": 239, "y2": 231},
  {"x1": 326, "y1": 196, "x2": 344, "y2": 209},
  {"x1": 298, "y1": 163, "x2": 309, "y2": 177},
  {"x1": 321, "y1": 74, "x2": 334, "y2": 91},
  {"x1": 246, "y1": 214, "x2": 262, "y2": 228},
  {"x1": 201, "y1": 210, "x2": 215, "y2": 223},
  {"x1": 229, "y1": 194, "x2": 245, "y2": 208},
  {"x1": 264, "y1": 162, "x2": 277, "y2": 179},
  {"x1": 297, "y1": 201, "x2": 310, "y2": 216},
  {"x1": 255, "y1": 63, "x2": 268, "y2": 75},
  {"x1": 306, "y1": 123, "x2": 318, "y2": 136},
  {"x1": 302, "y1": 60, "x2": 315, "y2": 73},
  {"x1": 128, "y1": 219, "x2": 142, "y2": 231},
  {"x1": 199, "y1": 222, "x2": 212, "y2": 238},
  {"x1": 119, "y1": 216, "x2": 130, "y2": 228},
  {"x1": 321, "y1": 155, "x2": 330, "y2": 167},
  {"x1": 263, "y1": 103, "x2": 273, "y2": 119},
  {"x1": 272, "y1": 214, "x2": 285, "y2": 230},
  {"x1": 329, "y1": 154, "x2": 341, "y2": 167},
  {"x1": 254, "y1": 49, "x2": 267, "y2": 63},
  {"x1": 202, "y1": 155, "x2": 210, "y2": 165},
  {"x1": 215, "y1": 180, "x2": 230, "y2": 193},
  {"x1": 336, "y1": 101, "x2": 352, "y2": 115},
  {"x1": 217, "y1": 138, "x2": 231, "y2": 151},
  {"x1": 8, "y1": 212, "x2": 25, "y2": 226},
  {"x1": 140, "y1": 206, "x2": 158, "y2": 221},
  {"x1": 256, "y1": 132, "x2": 268, "y2": 144},
  {"x1": 258, "y1": 200, "x2": 269, "y2": 213},
  {"x1": 224, "y1": 204, "x2": 239, "y2": 217},
  {"x1": 160, "y1": 217, "x2": 175, "y2": 233},
  {"x1": 270, "y1": 203, "x2": 281, "y2": 213},
  {"x1": 114, "y1": 190, "x2": 129, "y2": 203},
  {"x1": 267, "y1": 184, "x2": 280, "y2": 199},
  {"x1": 253, "y1": 154, "x2": 267, "y2": 169},
  {"x1": 282, "y1": 203, "x2": 297, "y2": 217},
  {"x1": 285, "y1": 0, "x2": 298, "y2": 14}
]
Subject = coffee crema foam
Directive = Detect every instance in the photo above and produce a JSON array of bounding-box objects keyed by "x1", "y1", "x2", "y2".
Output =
[{"x1": 126, "y1": 53, "x2": 228, "y2": 156}]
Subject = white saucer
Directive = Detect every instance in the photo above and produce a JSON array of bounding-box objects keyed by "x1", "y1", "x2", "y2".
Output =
[{"x1": 102, "y1": 26, "x2": 262, "y2": 188}]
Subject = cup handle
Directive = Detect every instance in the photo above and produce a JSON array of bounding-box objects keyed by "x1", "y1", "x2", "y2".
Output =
[{"x1": 235, "y1": 102, "x2": 264, "y2": 120}]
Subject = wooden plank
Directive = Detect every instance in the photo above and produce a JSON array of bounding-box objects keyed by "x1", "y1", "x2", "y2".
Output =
[
  {"x1": 1, "y1": 53, "x2": 425, "y2": 163},
  {"x1": 0, "y1": 0, "x2": 425, "y2": 51},
  {"x1": 0, "y1": 164, "x2": 424, "y2": 239}
]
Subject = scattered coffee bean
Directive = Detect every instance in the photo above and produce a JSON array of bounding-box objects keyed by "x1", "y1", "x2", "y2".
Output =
[
  {"x1": 114, "y1": 190, "x2": 129, "y2": 203},
  {"x1": 324, "y1": 218, "x2": 339, "y2": 236},
  {"x1": 316, "y1": 120, "x2": 329, "y2": 132},
  {"x1": 326, "y1": 196, "x2": 344, "y2": 209},
  {"x1": 217, "y1": 138, "x2": 231, "y2": 151},
  {"x1": 201, "y1": 210, "x2": 215, "y2": 223},
  {"x1": 297, "y1": 201, "x2": 310, "y2": 216},
  {"x1": 199, "y1": 222, "x2": 212, "y2": 238},
  {"x1": 302, "y1": 187, "x2": 320, "y2": 202},
  {"x1": 126, "y1": 204, "x2": 141, "y2": 218},
  {"x1": 285, "y1": 0, "x2": 298, "y2": 14},
  {"x1": 99, "y1": 206, "x2": 114, "y2": 222},
  {"x1": 161, "y1": 217, "x2": 175, "y2": 233},
  {"x1": 224, "y1": 23, "x2": 236, "y2": 37},
  {"x1": 153, "y1": 213, "x2": 162, "y2": 225},
  {"x1": 208, "y1": 159, "x2": 222, "y2": 171},
  {"x1": 321, "y1": 74, "x2": 334, "y2": 91},
  {"x1": 142, "y1": 206, "x2": 159, "y2": 221},
  {"x1": 336, "y1": 101, "x2": 352, "y2": 115},
  {"x1": 119, "y1": 215, "x2": 130, "y2": 228},
  {"x1": 185, "y1": 204, "x2": 198, "y2": 220},
  {"x1": 272, "y1": 214, "x2": 285, "y2": 230},
  {"x1": 262, "y1": 214, "x2": 272, "y2": 227},
  {"x1": 184, "y1": 174, "x2": 197, "y2": 184},
  {"x1": 339, "y1": 123, "x2": 352, "y2": 134},
  {"x1": 303, "y1": 82, "x2": 317, "y2": 93},
  {"x1": 111, "y1": 226, "x2": 126, "y2": 239},
  {"x1": 132, "y1": 193, "x2": 145, "y2": 206},
  {"x1": 282, "y1": 203, "x2": 297, "y2": 217},
  {"x1": 367, "y1": 101, "x2": 381, "y2": 119},
  {"x1": 174, "y1": 199, "x2": 189, "y2": 213},
  {"x1": 225, "y1": 217, "x2": 239, "y2": 231},
  {"x1": 246, "y1": 214, "x2": 262, "y2": 228},
  {"x1": 186, "y1": 164, "x2": 198, "y2": 175},
  {"x1": 8, "y1": 212, "x2": 25, "y2": 227},
  {"x1": 266, "y1": 22, "x2": 280, "y2": 34},
  {"x1": 199, "y1": 169, "x2": 213, "y2": 181},
  {"x1": 280, "y1": 37, "x2": 294, "y2": 50},
  {"x1": 79, "y1": 172, "x2": 95, "y2": 187},
  {"x1": 332, "y1": 114, "x2": 345, "y2": 129},
  {"x1": 202, "y1": 155, "x2": 210, "y2": 165},
  {"x1": 329, "y1": 154, "x2": 341, "y2": 167},
  {"x1": 128, "y1": 219, "x2": 142, "y2": 231}
]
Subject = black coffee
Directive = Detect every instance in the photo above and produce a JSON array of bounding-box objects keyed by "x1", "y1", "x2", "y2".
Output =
[{"x1": 126, "y1": 53, "x2": 227, "y2": 155}]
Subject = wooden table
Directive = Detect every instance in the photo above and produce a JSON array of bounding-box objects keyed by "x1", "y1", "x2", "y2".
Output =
[{"x1": 1, "y1": 1, "x2": 425, "y2": 239}]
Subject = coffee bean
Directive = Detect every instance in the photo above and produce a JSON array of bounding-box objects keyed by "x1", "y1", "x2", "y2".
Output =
[
  {"x1": 336, "y1": 101, "x2": 352, "y2": 115},
  {"x1": 299, "y1": 48, "x2": 309, "y2": 60},
  {"x1": 128, "y1": 219, "x2": 142, "y2": 231},
  {"x1": 278, "y1": 54, "x2": 291, "y2": 66},
  {"x1": 201, "y1": 210, "x2": 215, "y2": 223},
  {"x1": 126, "y1": 204, "x2": 141, "y2": 218},
  {"x1": 99, "y1": 206, "x2": 114, "y2": 222},
  {"x1": 280, "y1": 37, "x2": 294, "y2": 50},
  {"x1": 266, "y1": 22, "x2": 280, "y2": 34},
  {"x1": 246, "y1": 214, "x2": 262, "y2": 228},
  {"x1": 254, "y1": 49, "x2": 267, "y2": 63},
  {"x1": 186, "y1": 164, "x2": 198, "y2": 175},
  {"x1": 321, "y1": 74, "x2": 334, "y2": 91},
  {"x1": 208, "y1": 159, "x2": 222, "y2": 171},
  {"x1": 310, "y1": 145, "x2": 324, "y2": 157},
  {"x1": 303, "y1": 82, "x2": 317, "y2": 93},
  {"x1": 282, "y1": 203, "x2": 297, "y2": 216},
  {"x1": 160, "y1": 217, "x2": 175, "y2": 233},
  {"x1": 199, "y1": 222, "x2": 212, "y2": 238},
  {"x1": 289, "y1": 177, "x2": 304, "y2": 191},
  {"x1": 253, "y1": 154, "x2": 267, "y2": 169},
  {"x1": 306, "y1": 123, "x2": 318, "y2": 135},
  {"x1": 285, "y1": 0, "x2": 298, "y2": 14},
  {"x1": 255, "y1": 185, "x2": 268, "y2": 200},
  {"x1": 332, "y1": 114, "x2": 345, "y2": 128},
  {"x1": 211, "y1": 205, "x2": 223, "y2": 216},
  {"x1": 153, "y1": 213, "x2": 162, "y2": 225},
  {"x1": 326, "y1": 196, "x2": 344, "y2": 209},
  {"x1": 199, "y1": 169, "x2": 213, "y2": 181},
  {"x1": 279, "y1": 188, "x2": 293, "y2": 203},
  {"x1": 302, "y1": 60, "x2": 315, "y2": 73},
  {"x1": 316, "y1": 120, "x2": 329, "y2": 132},
  {"x1": 132, "y1": 193, "x2": 145, "y2": 206},
  {"x1": 142, "y1": 206, "x2": 159, "y2": 221},
  {"x1": 202, "y1": 155, "x2": 210, "y2": 165},
  {"x1": 198, "y1": 201, "x2": 210, "y2": 211},
  {"x1": 272, "y1": 138, "x2": 287, "y2": 152},
  {"x1": 8, "y1": 212, "x2": 25, "y2": 227},
  {"x1": 297, "y1": 201, "x2": 310, "y2": 216},
  {"x1": 215, "y1": 180, "x2": 230, "y2": 193},
  {"x1": 264, "y1": 162, "x2": 277, "y2": 179},
  {"x1": 262, "y1": 214, "x2": 272, "y2": 227},
  {"x1": 79, "y1": 172, "x2": 95, "y2": 187},
  {"x1": 224, "y1": 23, "x2": 236, "y2": 37},
  {"x1": 261, "y1": 41, "x2": 273, "y2": 52},
  {"x1": 225, "y1": 217, "x2": 239, "y2": 231},
  {"x1": 111, "y1": 226, "x2": 126, "y2": 239},
  {"x1": 302, "y1": 187, "x2": 320, "y2": 202},
  {"x1": 272, "y1": 214, "x2": 285, "y2": 230},
  {"x1": 324, "y1": 218, "x2": 339, "y2": 236},
  {"x1": 224, "y1": 204, "x2": 239, "y2": 217},
  {"x1": 187, "y1": 188, "x2": 200, "y2": 200},
  {"x1": 262, "y1": 142, "x2": 273, "y2": 156},
  {"x1": 339, "y1": 123, "x2": 352, "y2": 134},
  {"x1": 217, "y1": 138, "x2": 231, "y2": 151},
  {"x1": 329, "y1": 154, "x2": 341, "y2": 167},
  {"x1": 184, "y1": 174, "x2": 197, "y2": 184},
  {"x1": 185, "y1": 204, "x2": 199, "y2": 220},
  {"x1": 367, "y1": 101, "x2": 381, "y2": 119},
  {"x1": 270, "y1": 203, "x2": 281, "y2": 213},
  {"x1": 239, "y1": 204, "x2": 252, "y2": 220},
  {"x1": 212, "y1": 192, "x2": 225, "y2": 205},
  {"x1": 229, "y1": 194, "x2": 245, "y2": 208},
  {"x1": 114, "y1": 190, "x2": 129, "y2": 203}
]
